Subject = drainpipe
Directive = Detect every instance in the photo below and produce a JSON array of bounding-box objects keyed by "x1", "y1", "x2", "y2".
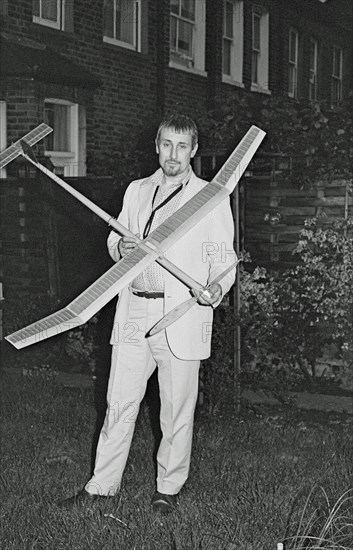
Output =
[{"x1": 156, "y1": 0, "x2": 166, "y2": 117}]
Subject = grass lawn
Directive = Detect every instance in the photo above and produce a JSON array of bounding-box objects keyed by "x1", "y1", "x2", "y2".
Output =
[{"x1": 1, "y1": 368, "x2": 352, "y2": 550}]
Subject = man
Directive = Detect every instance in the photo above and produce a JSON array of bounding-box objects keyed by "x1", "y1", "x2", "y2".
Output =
[{"x1": 60, "y1": 114, "x2": 236, "y2": 513}]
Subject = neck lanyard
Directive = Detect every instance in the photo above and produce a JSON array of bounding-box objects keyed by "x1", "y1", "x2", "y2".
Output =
[{"x1": 143, "y1": 183, "x2": 184, "y2": 239}]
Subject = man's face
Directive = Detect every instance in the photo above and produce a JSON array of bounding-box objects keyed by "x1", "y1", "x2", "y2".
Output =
[{"x1": 156, "y1": 127, "x2": 198, "y2": 178}]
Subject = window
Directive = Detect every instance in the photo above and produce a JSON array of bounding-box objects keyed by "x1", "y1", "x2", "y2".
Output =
[
  {"x1": 331, "y1": 46, "x2": 342, "y2": 107},
  {"x1": 251, "y1": 7, "x2": 269, "y2": 92},
  {"x1": 1, "y1": 0, "x2": 8, "y2": 18},
  {"x1": 0, "y1": 101, "x2": 6, "y2": 179},
  {"x1": 288, "y1": 28, "x2": 298, "y2": 98},
  {"x1": 44, "y1": 100, "x2": 86, "y2": 177},
  {"x1": 309, "y1": 38, "x2": 318, "y2": 101},
  {"x1": 170, "y1": 0, "x2": 206, "y2": 73},
  {"x1": 222, "y1": 0, "x2": 243, "y2": 84},
  {"x1": 103, "y1": 0, "x2": 141, "y2": 51},
  {"x1": 33, "y1": 0, "x2": 70, "y2": 30}
]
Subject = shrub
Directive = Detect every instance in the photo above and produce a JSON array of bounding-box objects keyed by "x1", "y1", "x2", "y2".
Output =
[
  {"x1": 3, "y1": 293, "x2": 53, "y2": 335},
  {"x1": 238, "y1": 218, "x2": 353, "y2": 387},
  {"x1": 202, "y1": 217, "x2": 353, "y2": 407},
  {"x1": 203, "y1": 93, "x2": 353, "y2": 182},
  {"x1": 64, "y1": 316, "x2": 99, "y2": 373},
  {"x1": 3, "y1": 293, "x2": 99, "y2": 373}
]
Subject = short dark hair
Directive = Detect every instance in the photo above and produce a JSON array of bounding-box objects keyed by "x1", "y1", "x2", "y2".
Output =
[{"x1": 156, "y1": 114, "x2": 198, "y2": 148}]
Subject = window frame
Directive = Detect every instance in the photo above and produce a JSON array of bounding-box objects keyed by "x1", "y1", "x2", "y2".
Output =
[
  {"x1": 288, "y1": 27, "x2": 298, "y2": 98},
  {"x1": 250, "y1": 6, "x2": 270, "y2": 93},
  {"x1": 170, "y1": 0, "x2": 195, "y2": 63},
  {"x1": 331, "y1": 45, "x2": 343, "y2": 107},
  {"x1": 223, "y1": 2, "x2": 233, "y2": 76},
  {"x1": 33, "y1": 0, "x2": 65, "y2": 30},
  {"x1": 0, "y1": 101, "x2": 7, "y2": 179},
  {"x1": 0, "y1": 0, "x2": 8, "y2": 18},
  {"x1": 43, "y1": 99, "x2": 86, "y2": 177},
  {"x1": 169, "y1": 0, "x2": 206, "y2": 75},
  {"x1": 251, "y1": 10, "x2": 261, "y2": 85},
  {"x1": 309, "y1": 37, "x2": 318, "y2": 101},
  {"x1": 103, "y1": 0, "x2": 142, "y2": 52},
  {"x1": 222, "y1": 0, "x2": 244, "y2": 86}
]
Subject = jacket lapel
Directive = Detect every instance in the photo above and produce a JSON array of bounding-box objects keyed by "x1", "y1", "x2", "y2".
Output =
[
  {"x1": 164, "y1": 171, "x2": 207, "y2": 263},
  {"x1": 137, "y1": 169, "x2": 163, "y2": 237},
  {"x1": 137, "y1": 169, "x2": 205, "y2": 237},
  {"x1": 178, "y1": 170, "x2": 205, "y2": 207}
]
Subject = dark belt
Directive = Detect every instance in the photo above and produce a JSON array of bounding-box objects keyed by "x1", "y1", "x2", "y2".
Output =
[{"x1": 132, "y1": 290, "x2": 164, "y2": 299}]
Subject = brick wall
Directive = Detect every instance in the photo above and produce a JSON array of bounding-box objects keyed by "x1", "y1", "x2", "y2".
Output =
[
  {"x1": 52, "y1": 176, "x2": 124, "y2": 302},
  {"x1": 1, "y1": 171, "x2": 51, "y2": 297},
  {"x1": 1, "y1": 0, "x2": 352, "y2": 299},
  {"x1": 0, "y1": 171, "x2": 124, "y2": 302},
  {"x1": 277, "y1": 0, "x2": 352, "y2": 103},
  {"x1": 215, "y1": 0, "x2": 352, "y2": 109},
  {"x1": 1, "y1": 80, "x2": 41, "y2": 146},
  {"x1": 1, "y1": 0, "x2": 352, "y2": 166},
  {"x1": 1, "y1": 0, "x2": 160, "y2": 173}
]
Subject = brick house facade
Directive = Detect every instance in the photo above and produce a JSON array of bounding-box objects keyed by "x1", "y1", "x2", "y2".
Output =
[
  {"x1": 0, "y1": 0, "x2": 352, "y2": 302},
  {"x1": 1, "y1": 1, "x2": 352, "y2": 172}
]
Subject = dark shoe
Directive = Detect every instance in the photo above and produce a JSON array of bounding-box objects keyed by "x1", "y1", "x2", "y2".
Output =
[
  {"x1": 151, "y1": 491, "x2": 179, "y2": 514},
  {"x1": 58, "y1": 489, "x2": 109, "y2": 509}
]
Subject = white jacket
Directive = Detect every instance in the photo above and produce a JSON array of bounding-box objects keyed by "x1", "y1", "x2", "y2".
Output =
[{"x1": 107, "y1": 168, "x2": 236, "y2": 360}]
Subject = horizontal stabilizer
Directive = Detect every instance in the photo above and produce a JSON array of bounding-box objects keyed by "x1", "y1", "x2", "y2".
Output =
[
  {"x1": 20, "y1": 139, "x2": 38, "y2": 163},
  {"x1": 0, "y1": 123, "x2": 52, "y2": 170}
]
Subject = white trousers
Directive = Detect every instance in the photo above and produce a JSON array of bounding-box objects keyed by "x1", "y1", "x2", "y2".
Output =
[{"x1": 85, "y1": 294, "x2": 200, "y2": 496}]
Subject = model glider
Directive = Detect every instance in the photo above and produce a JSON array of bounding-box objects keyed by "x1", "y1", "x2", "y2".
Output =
[
  {"x1": 148, "y1": 258, "x2": 242, "y2": 336},
  {"x1": 4, "y1": 125, "x2": 266, "y2": 349},
  {"x1": 0, "y1": 123, "x2": 53, "y2": 170}
]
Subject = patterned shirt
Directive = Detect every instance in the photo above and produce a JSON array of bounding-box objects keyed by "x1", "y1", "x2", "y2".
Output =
[{"x1": 132, "y1": 168, "x2": 191, "y2": 292}]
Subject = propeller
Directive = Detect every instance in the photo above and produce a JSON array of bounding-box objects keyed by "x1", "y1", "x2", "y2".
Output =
[{"x1": 148, "y1": 258, "x2": 241, "y2": 336}]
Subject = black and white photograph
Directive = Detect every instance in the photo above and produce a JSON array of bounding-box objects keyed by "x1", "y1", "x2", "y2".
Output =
[{"x1": 1, "y1": 1, "x2": 352, "y2": 549}]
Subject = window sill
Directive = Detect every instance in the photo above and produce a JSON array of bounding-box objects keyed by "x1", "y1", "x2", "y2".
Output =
[
  {"x1": 33, "y1": 16, "x2": 61, "y2": 30},
  {"x1": 168, "y1": 60, "x2": 207, "y2": 78},
  {"x1": 222, "y1": 76, "x2": 244, "y2": 88},
  {"x1": 250, "y1": 84, "x2": 271, "y2": 95},
  {"x1": 103, "y1": 36, "x2": 140, "y2": 53},
  {"x1": 45, "y1": 151, "x2": 75, "y2": 159}
]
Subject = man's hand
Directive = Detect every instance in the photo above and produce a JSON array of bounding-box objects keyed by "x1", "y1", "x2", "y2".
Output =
[
  {"x1": 118, "y1": 236, "x2": 140, "y2": 257},
  {"x1": 193, "y1": 283, "x2": 222, "y2": 306}
]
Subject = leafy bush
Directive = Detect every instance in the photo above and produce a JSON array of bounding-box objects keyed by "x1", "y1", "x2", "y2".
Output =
[
  {"x1": 238, "y1": 218, "x2": 353, "y2": 387},
  {"x1": 3, "y1": 293, "x2": 99, "y2": 373},
  {"x1": 203, "y1": 93, "x2": 353, "y2": 182},
  {"x1": 198, "y1": 218, "x2": 353, "y2": 408},
  {"x1": 88, "y1": 116, "x2": 159, "y2": 184},
  {"x1": 4, "y1": 293, "x2": 54, "y2": 335},
  {"x1": 64, "y1": 316, "x2": 99, "y2": 373}
]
